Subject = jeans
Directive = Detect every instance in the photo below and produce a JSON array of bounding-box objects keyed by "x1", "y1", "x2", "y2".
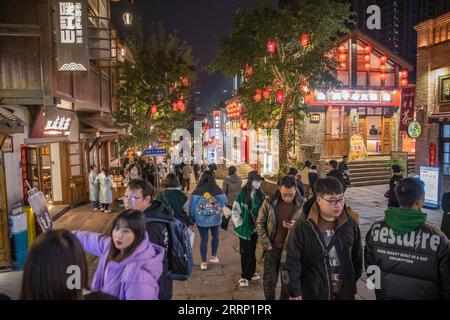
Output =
[
  {"x1": 263, "y1": 247, "x2": 289, "y2": 300},
  {"x1": 239, "y1": 233, "x2": 257, "y2": 280},
  {"x1": 90, "y1": 200, "x2": 99, "y2": 209},
  {"x1": 101, "y1": 203, "x2": 109, "y2": 210},
  {"x1": 197, "y1": 225, "x2": 219, "y2": 262}
]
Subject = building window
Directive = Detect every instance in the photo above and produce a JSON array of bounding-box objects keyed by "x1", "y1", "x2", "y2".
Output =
[
  {"x1": 331, "y1": 106, "x2": 344, "y2": 139},
  {"x1": 442, "y1": 125, "x2": 450, "y2": 175}
]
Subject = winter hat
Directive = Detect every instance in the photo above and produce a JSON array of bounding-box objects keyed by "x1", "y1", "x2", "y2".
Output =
[{"x1": 247, "y1": 171, "x2": 262, "y2": 182}]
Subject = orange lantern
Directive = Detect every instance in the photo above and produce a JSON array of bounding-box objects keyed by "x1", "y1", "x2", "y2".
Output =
[
  {"x1": 338, "y1": 45, "x2": 346, "y2": 53},
  {"x1": 401, "y1": 79, "x2": 408, "y2": 87},
  {"x1": 401, "y1": 70, "x2": 408, "y2": 79},
  {"x1": 340, "y1": 62, "x2": 347, "y2": 70},
  {"x1": 267, "y1": 40, "x2": 276, "y2": 54},
  {"x1": 339, "y1": 54, "x2": 346, "y2": 62},
  {"x1": 364, "y1": 45, "x2": 372, "y2": 53},
  {"x1": 365, "y1": 63, "x2": 371, "y2": 71},
  {"x1": 150, "y1": 105, "x2": 158, "y2": 114},
  {"x1": 263, "y1": 87, "x2": 271, "y2": 99},
  {"x1": 180, "y1": 76, "x2": 189, "y2": 87},
  {"x1": 172, "y1": 102, "x2": 178, "y2": 111},
  {"x1": 276, "y1": 89, "x2": 284, "y2": 103},
  {"x1": 380, "y1": 64, "x2": 386, "y2": 73},
  {"x1": 301, "y1": 34, "x2": 309, "y2": 47},
  {"x1": 380, "y1": 56, "x2": 387, "y2": 64},
  {"x1": 364, "y1": 54, "x2": 371, "y2": 62},
  {"x1": 380, "y1": 73, "x2": 386, "y2": 81}
]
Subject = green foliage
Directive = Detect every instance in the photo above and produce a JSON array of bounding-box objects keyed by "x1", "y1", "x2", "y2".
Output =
[
  {"x1": 388, "y1": 157, "x2": 407, "y2": 173},
  {"x1": 115, "y1": 23, "x2": 197, "y2": 150}
]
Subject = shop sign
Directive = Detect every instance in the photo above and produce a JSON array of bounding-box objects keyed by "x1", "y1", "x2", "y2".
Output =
[
  {"x1": 429, "y1": 143, "x2": 437, "y2": 167},
  {"x1": 240, "y1": 118, "x2": 250, "y2": 130},
  {"x1": 213, "y1": 111, "x2": 221, "y2": 140},
  {"x1": 310, "y1": 113, "x2": 320, "y2": 123},
  {"x1": 420, "y1": 166, "x2": 440, "y2": 208},
  {"x1": 315, "y1": 90, "x2": 393, "y2": 104},
  {"x1": 30, "y1": 108, "x2": 75, "y2": 138},
  {"x1": 400, "y1": 87, "x2": 415, "y2": 131},
  {"x1": 1, "y1": 135, "x2": 13, "y2": 153},
  {"x1": 21, "y1": 145, "x2": 29, "y2": 204},
  {"x1": 349, "y1": 134, "x2": 367, "y2": 161},
  {"x1": 56, "y1": 0, "x2": 89, "y2": 71},
  {"x1": 407, "y1": 121, "x2": 421, "y2": 139}
]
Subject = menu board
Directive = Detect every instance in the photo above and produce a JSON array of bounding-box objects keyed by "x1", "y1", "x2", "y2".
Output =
[{"x1": 419, "y1": 166, "x2": 440, "y2": 208}]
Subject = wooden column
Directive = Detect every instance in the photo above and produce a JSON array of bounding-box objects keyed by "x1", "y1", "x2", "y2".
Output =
[{"x1": 38, "y1": 0, "x2": 55, "y2": 106}]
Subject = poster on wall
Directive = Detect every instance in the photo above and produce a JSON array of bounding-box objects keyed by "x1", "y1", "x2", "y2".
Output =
[
  {"x1": 400, "y1": 87, "x2": 415, "y2": 131},
  {"x1": 349, "y1": 134, "x2": 367, "y2": 161},
  {"x1": 419, "y1": 166, "x2": 440, "y2": 208}
]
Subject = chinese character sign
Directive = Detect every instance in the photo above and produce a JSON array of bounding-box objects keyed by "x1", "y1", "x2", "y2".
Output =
[
  {"x1": 56, "y1": 1, "x2": 89, "y2": 71},
  {"x1": 399, "y1": 87, "x2": 415, "y2": 131}
]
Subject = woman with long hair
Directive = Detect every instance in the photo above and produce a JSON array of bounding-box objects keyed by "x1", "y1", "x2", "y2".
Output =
[
  {"x1": 95, "y1": 167, "x2": 116, "y2": 213},
  {"x1": 232, "y1": 171, "x2": 265, "y2": 287},
  {"x1": 155, "y1": 173, "x2": 190, "y2": 225},
  {"x1": 74, "y1": 209, "x2": 164, "y2": 300},
  {"x1": 189, "y1": 171, "x2": 227, "y2": 270}
]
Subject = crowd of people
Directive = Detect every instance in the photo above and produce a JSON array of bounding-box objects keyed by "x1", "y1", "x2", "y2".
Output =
[{"x1": 3, "y1": 156, "x2": 450, "y2": 301}]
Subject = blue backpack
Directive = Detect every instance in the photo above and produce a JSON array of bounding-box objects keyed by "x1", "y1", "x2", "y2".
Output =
[{"x1": 145, "y1": 216, "x2": 193, "y2": 281}]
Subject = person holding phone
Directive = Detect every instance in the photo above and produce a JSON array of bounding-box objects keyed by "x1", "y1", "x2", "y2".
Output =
[{"x1": 256, "y1": 176, "x2": 303, "y2": 300}]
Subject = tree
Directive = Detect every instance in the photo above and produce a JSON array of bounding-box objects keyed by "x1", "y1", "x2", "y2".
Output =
[
  {"x1": 211, "y1": 0, "x2": 354, "y2": 174},
  {"x1": 116, "y1": 24, "x2": 197, "y2": 151}
]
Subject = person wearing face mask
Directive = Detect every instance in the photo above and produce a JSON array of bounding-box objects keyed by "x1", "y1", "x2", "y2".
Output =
[{"x1": 231, "y1": 171, "x2": 265, "y2": 287}]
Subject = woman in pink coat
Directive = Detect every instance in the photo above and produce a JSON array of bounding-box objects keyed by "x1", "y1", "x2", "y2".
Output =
[{"x1": 74, "y1": 209, "x2": 164, "y2": 300}]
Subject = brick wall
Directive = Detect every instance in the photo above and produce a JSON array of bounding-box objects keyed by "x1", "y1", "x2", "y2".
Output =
[{"x1": 298, "y1": 112, "x2": 326, "y2": 156}]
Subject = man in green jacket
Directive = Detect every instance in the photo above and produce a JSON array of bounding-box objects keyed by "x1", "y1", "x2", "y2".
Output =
[{"x1": 232, "y1": 171, "x2": 265, "y2": 287}]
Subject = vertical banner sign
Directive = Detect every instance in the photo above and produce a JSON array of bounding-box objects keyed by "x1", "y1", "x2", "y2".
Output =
[
  {"x1": 56, "y1": 0, "x2": 89, "y2": 71},
  {"x1": 399, "y1": 87, "x2": 415, "y2": 131},
  {"x1": 429, "y1": 143, "x2": 437, "y2": 167},
  {"x1": 21, "y1": 145, "x2": 29, "y2": 205}
]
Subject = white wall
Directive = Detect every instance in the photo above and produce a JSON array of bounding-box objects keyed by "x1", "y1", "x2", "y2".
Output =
[
  {"x1": 68, "y1": 116, "x2": 79, "y2": 143},
  {"x1": 4, "y1": 106, "x2": 31, "y2": 213},
  {"x1": 50, "y1": 143, "x2": 63, "y2": 202}
]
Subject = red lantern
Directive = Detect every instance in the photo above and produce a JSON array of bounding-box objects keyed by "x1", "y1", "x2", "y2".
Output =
[
  {"x1": 338, "y1": 45, "x2": 346, "y2": 53},
  {"x1": 245, "y1": 64, "x2": 253, "y2": 78},
  {"x1": 364, "y1": 45, "x2": 372, "y2": 53},
  {"x1": 339, "y1": 54, "x2": 346, "y2": 62},
  {"x1": 301, "y1": 34, "x2": 309, "y2": 47},
  {"x1": 253, "y1": 94, "x2": 261, "y2": 102},
  {"x1": 172, "y1": 102, "x2": 178, "y2": 111},
  {"x1": 150, "y1": 105, "x2": 158, "y2": 114},
  {"x1": 159, "y1": 134, "x2": 164, "y2": 140},
  {"x1": 364, "y1": 54, "x2": 371, "y2": 62},
  {"x1": 180, "y1": 104, "x2": 186, "y2": 112},
  {"x1": 365, "y1": 63, "x2": 371, "y2": 71},
  {"x1": 339, "y1": 62, "x2": 347, "y2": 70},
  {"x1": 380, "y1": 64, "x2": 386, "y2": 73},
  {"x1": 180, "y1": 76, "x2": 189, "y2": 87},
  {"x1": 177, "y1": 100, "x2": 184, "y2": 109},
  {"x1": 401, "y1": 70, "x2": 408, "y2": 79},
  {"x1": 267, "y1": 40, "x2": 276, "y2": 54},
  {"x1": 263, "y1": 87, "x2": 271, "y2": 99},
  {"x1": 276, "y1": 89, "x2": 284, "y2": 103},
  {"x1": 380, "y1": 56, "x2": 387, "y2": 64},
  {"x1": 401, "y1": 79, "x2": 408, "y2": 87},
  {"x1": 380, "y1": 73, "x2": 386, "y2": 81}
]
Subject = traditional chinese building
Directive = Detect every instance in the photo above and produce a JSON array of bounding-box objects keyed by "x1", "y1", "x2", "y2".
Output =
[
  {"x1": 301, "y1": 29, "x2": 414, "y2": 160},
  {"x1": 414, "y1": 11, "x2": 450, "y2": 206}
]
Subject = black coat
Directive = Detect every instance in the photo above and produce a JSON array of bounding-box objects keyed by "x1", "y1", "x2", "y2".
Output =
[
  {"x1": 281, "y1": 202, "x2": 363, "y2": 300},
  {"x1": 327, "y1": 169, "x2": 347, "y2": 191},
  {"x1": 387, "y1": 174, "x2": 403, "y2": 207},
  {"x1": 143, "y1": 200, "x2": 175, "y2": 300},
  {"x1": 365, "y1": 220, "x2": 450, "y2": 300}
]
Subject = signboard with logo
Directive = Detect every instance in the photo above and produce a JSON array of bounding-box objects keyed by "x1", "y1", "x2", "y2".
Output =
[
  {"x1": 144, "y1": 149, "x2": 167, "y2": 156},
  {"x1": 310, "y1": 113, "x2": 320, "y2": 123},
  {"x1": 429, "y1": 143, "x2": 437, "y2": 167},
  {"x1": 0, "y1": 135, "x2": 13, "y2": 153},
  {"x1": 349, "y1": 134, "x2": 367, "y2": 161},
  {"x1": 30, "y1": 108, "x2": 75, "y2": 138},
  {"x1": 306, "y1": 90, "x2": 400, "y2": 106},
  {"x1": 56, "y1": 0, "x2": 89, "y2": 71},
  {"x1": 213, "y1": 111, "x2": 221, "y2": 141},
  {"x1": 420, "y1": 166, "x2": 440, "y2": 208},
  {"x1": 407, "y1": 121, "x2": 421, "y2": 138},
  {"x1": 399, "y1": 87, "x2": 415, "y2": 131}
]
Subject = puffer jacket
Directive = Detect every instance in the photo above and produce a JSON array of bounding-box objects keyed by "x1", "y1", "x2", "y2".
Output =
[
  {"x1": 222, "y1": 174, "x2": 243, "y2": 207},
  {"x1": 364, "y1": 219, "x2": 450, "y2": 300},
  {"x1": 255, "y1": 190, "x2": 303, "y2": 250},
  {"x1": 281, "y1": 201, "x2": 363, "y2": 300}
]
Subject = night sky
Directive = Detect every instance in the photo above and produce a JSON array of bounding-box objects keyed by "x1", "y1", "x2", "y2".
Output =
[{"x1": 111, "y1": 0, "x2": 272, "y2": 113}]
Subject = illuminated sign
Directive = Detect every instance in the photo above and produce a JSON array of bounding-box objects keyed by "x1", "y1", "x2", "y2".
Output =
[
  {"x1": 420, "y1": 166, "x2": 440, "y2": 208},
  {"x1": 56, "y1": 1, "x2": 88, "y2": 71},
  {"x1": 407, "y1": 121, "x2": 422, "y2": 138},
  {"x1": 30, "y1": 107, "x2": 75, "y2": 138},
  {"x1": 213, "y1": 111, "x2": 221, "y2": 140},
  {"x1": 310, "y1": 113, "x2": 320, "y2": 122},
  {"x1": 315, "y1": 90, "x2": 393, "y2": 103},
  {"x1": 44, "y1": 116, "x2": 72, "y2": 135}
]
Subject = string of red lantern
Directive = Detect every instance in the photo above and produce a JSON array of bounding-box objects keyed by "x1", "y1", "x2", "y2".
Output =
[{"x1": 267, "y1": 40, "x2": 276, "y2": 54}]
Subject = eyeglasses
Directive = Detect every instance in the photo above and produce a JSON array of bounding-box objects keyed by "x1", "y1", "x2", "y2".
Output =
[
  {"x1": 281, "y1": 193, "x2": 296, "y2": 198},
  {"x1": 320, "y1": 196, "x2": 346, "y2": 207},
  {"x1": 124, "y1": 195, "x2": 143, "y2": 202}
]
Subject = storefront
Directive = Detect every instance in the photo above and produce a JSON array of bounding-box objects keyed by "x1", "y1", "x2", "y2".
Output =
[{"x1": 302, "y1": 29, "x2": 413, "y2": 159}]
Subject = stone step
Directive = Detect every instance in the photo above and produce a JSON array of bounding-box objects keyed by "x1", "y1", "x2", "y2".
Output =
[
  {"x1": 349, "y1": 179, "x2": 391, "y2": 187},
  {"x1": 351, "y1": 174, "x2": 390, "y2": 182}
]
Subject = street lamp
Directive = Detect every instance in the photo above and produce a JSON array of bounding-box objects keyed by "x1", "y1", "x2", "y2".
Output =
[{"x1": 122, "y1": 12, "x2": 132, "y2": 26}]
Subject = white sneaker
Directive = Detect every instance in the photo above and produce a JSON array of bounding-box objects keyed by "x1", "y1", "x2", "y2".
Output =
[
  {"x1": 93, "y1": 208, "x2": 98, "y2": 211},
  {"x1": 100, "y1": 208, "x2": 105, "y2": 212},
  {"x1": 238, "y1": 278, "x2": 249, "y2": 287},
  {"x1": 105, "y1": 209, "x2": 112, "y2": 213},
  {"x1": 209, "y1": 256, "x2": 219, "y2": 264},
  {"x1": 251, "y1": 273, "x2": 261, "y2": 281},
  {"x1": 200, "y1": 262, "x2": 208, "y2": 270}
]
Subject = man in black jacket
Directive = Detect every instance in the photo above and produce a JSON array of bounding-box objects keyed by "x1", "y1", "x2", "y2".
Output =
[
  {"x1": 365, "y1": 178, "x2": 450, "y2": 300},
  {"x1": 327, "y1": 160, "x2": 347, "y2": 192},
  {"x1": 124, "y1": 179, "x2": 174, "y2": 300},
  {"x1": 281, "y1": 176, "x2": 362, "y2": 300}
]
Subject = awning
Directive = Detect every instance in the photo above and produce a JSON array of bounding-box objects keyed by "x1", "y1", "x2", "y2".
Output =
[
  {"x1": 78, "y1": 114, "x2": 126, "y2": 134},
  {"x1": 0, "y1": 106, "x2": 25, "y2": 134},
  {"x1": 428, "y1": 113, "x2": 450, "y2": 123}
]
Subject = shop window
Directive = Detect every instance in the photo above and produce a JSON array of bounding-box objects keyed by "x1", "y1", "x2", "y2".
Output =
[
  {"x1": 331, "y1": 106, "x2": 344, "y2": 139},
  {"x1": 357, "y1": 72, "x2": 366, "y2": 86},
  {"x1": 70, "y1": 143, "x2": 82, "y2": 177},
  {"x1": 337, "y1": 70, "x2": 349, "y2": 86},
  {"x1": 370, "y1": 72, "x2": 381, "y2": 87},
  {"x1": 385, "y1": 73, "x2": 395, "y2": 87}
]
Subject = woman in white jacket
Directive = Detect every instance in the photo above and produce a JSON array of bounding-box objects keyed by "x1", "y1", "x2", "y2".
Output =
[
  {"x1": 89, "y1": 164, "x2": 100, "y2": 211},
  {"x1": 95, "y1": 167, "x2": 116, "y2": 213}
]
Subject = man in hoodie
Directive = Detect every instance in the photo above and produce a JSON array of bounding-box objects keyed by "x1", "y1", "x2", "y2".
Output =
[
  {"x1": 327, "y1": 160, "x2": 347, "y2": 192},
  {"x1": 256, "y1": 175, "x2": 303, "y2": 300},
  {"x1": 124, "y1": 179, "x2": 175, "y2": 300},
  {"x1": 365, "y1": 178, "x2": 450, "y2": 300},
  {"x1": 282, "y1": 177, "x2": 362, "y2": 300}
]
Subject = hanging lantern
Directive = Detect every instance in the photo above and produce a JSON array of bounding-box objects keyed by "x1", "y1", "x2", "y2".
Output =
[
  {"x1": 401, "y1": 79, "x2": 408, "y2": 87},
  {"x1": 338, "y1": 45, "x2": 346, "y2": 53},
  {"x1": 245, "y1": 64, "x2": 253, "y2": 78},
  {"x1": 339, "y1": 62, "x2": 347, "y2": 70},
  {"x1": 172, "y1": 102, "x2": 178, "y2": 111},
  {"x1": 339, "y1": 54, "x2": 347, "y2": 62},
  {"x1": 159, "y1": 134, "x2": 164, "y2": 140},
  {"x1": 122, "y1": 12, "x2": 133, "y2": 26},
  {"x1": 150, "y1": 105, "x2": 158, "y2": 114},
  {"x1": 180, "y1": 104, "x2": 186, "y2": 112},
  {"x1": 365, "y1": 63, "x2": 371, "y2": 71},
  {"x1": 180, "y1": 77, "x2": 189, "y2": 87},
  {"x1": 253, "y1": 94, "x2": 261, "y2": 102},
  {"x1": 380, "y1": 64, "x2": 386, "y2": 73},
  {"x1": 380, "y1": 56, "x2": 387, "y2": 64},
  {"x1": 276, "y1": 89, "x2": 284, "y2": 103},
  {"x1": 267, "y1": 40, "x2": 276, "y2": 54},
  {"x1": 364, "y1": 45, "x2": 372, "y2": 53},
  {"x1": 380, "y1": 73, "x2": 386, "y2": 81},
  {"x1": 263, "y1": 87, "x2": 271, "y2": 99},
  {"x1": 401, "y1": 70, "x2": 408, "y2": 79},
  {"x1": 177, "y1": 100, "x2": 184, "y2": 109},
  {"x1": 364, "y1": 54, "x2": 371, "y2": 62},
  {"x1": 301, "y1": 34, "x2": 309, "y2": 47}
]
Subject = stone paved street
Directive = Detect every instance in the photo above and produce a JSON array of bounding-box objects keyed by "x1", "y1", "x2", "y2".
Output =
[{"x1": 0, "y1": 182, "x2": 444, "y2": 300}]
